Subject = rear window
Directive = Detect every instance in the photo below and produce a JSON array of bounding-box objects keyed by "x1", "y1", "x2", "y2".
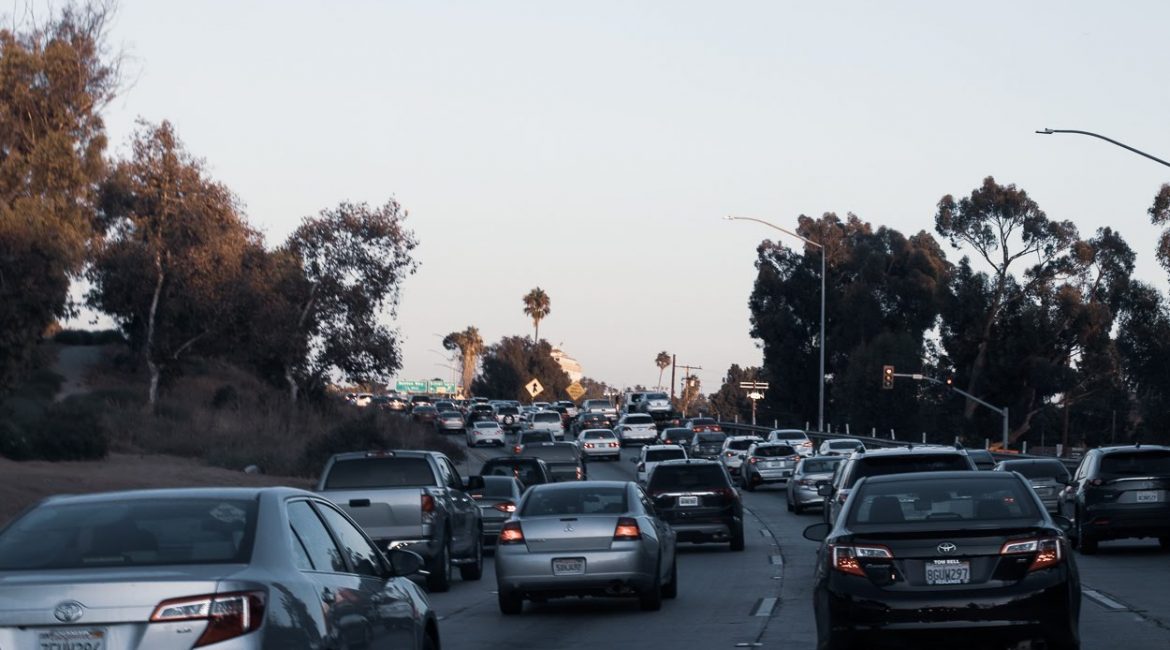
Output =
[
  {"x1": 1099, "y1": 451, "x2": 1170, "y2": 478},
  {"x1": 1000, "y1": 460, "x2": 1070, "y2": 481},
  {"x1": 475, "y1": 421, "x2": 499, "y2": 429},
  {"x1": 498, "y1": 406, "x2": 519, "y2": 415},
  {"x1": 847, "y1": 454, "x2": 973, "y2": 487},
  {"x1": 0, "y1": 498, "x2": 257, "y2": 570},
  {"x1": 646, "y1": 449, "x2": 687, "y2": 462},
  {"x1": 691, "y1": 418, "x2": 716, "y2": 426},
  {"x1": 800, "y1": 458, "x2": 842, "y2": 473},
  {"x1": 753, "y1": 445, "x2": 796, "y2": 457},
  {"x1": 849, "y1": 477, "x2": 1039, "y2": 526},
  {"x1": 520, "y1": 432, "x2": 554, "y2": 443},
  {"x1": 581, "y1": 430, "x2": 615, "y2": 439},
  {"x1": 534, "y1": 413, "x2": 561, "y2": 423},
  {"x1": 727, "y1": 439, "x2": 756, "y2": 451},
  {"x1": 645, "y1": 393, "x2": 668, "y2": 400},
  {"x1": 662, "y1": 428, "x2": 689, "y2": 437},
  {"x1": 521, "y1": 486, "x2": 628, "y2": 516},
  {"x1": 324, "y1": 457, "x2": 435, "y2": 489},
  {"x1": 522, "y1": 444, "x2": 578, "y2": 461},
  {"x1": 625, "y1": 415, "x2": 653, "y2": 424},
  {"x1": 696, "y1": 433, "x2": 727, "y2": 444},
  {"x1": 481, "y1": 460, "x2": 547, "y2": 486},
  {"x1": 829, "y1": 440, "x2": 862, "y2": 450},
  {"x1": 648, "y1": 465, "x2": 728, "y2": 491},
  {"x1": 413, "y1": 406, "x2": 436, "y2": 413},
  {"x1": 772, "y1": 431, "x2": 808, "y2": 440},
  {"x1": 477, "y1": 478, "x2": 517, "y2": 499},
  {"x1": 440, "y1": 411, "x2": 462, "y2": 418}
]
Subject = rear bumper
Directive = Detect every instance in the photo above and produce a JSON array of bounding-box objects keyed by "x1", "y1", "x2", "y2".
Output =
[
  {"x1": 662, "y1": 515, "x2": 740, "y2": 543},
  {"x1": 1082, "y1": 503, "x2": 1170, "y2": 538},
  {"x1": 495, "y1": 545, "x2": 656, "y2": 595}
]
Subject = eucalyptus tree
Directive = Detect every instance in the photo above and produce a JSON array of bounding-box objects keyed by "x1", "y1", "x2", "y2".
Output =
[{"x1": 443, "y1": 326, "x2": 485, "y2": 396}]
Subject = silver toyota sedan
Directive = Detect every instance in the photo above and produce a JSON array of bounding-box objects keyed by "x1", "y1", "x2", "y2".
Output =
[
  {"x1": 495, "y1": 481, "x2": 677, "y2": 614},
  {"x1": 0, "y1": 487, "x2": 440, "y2": 649}
]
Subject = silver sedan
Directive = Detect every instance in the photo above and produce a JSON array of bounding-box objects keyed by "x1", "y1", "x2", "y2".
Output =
[
  {"x1": 576, "y1": 428, "x2": 622, "y2": 461},
  {"x1": 495, "y1": 481, "x2": 678, "y2": 614},
  {"x1": 785, "y1": 455, "x2": 844, "y2": 513},
  {"x1": 0, "y1": 487, "x2": 439, "y2": 649}
]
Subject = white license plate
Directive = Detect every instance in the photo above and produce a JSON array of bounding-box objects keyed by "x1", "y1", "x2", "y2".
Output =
[
  {"x1": 925, "y1": 560, "x2": 970, "y2": 585},
  {"x1": 38, "y1": 628, "x2": 107, "y2": 650},
  {"x1": 552, "y1": 557, "x2": 585, "y2": 576},
  {"x1": 678, "y1": 496, "x2": 699, "y2": 507},
  {"x1": 1135, "y1": 491, "x2": 1161, "y2": 503},
  {"x1": 763, "y1": 462, "x2": 779, "y2": 468}
]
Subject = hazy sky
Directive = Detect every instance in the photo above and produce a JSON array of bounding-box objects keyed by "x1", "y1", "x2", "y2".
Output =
[{"x1": 83, "y1": 1, "x2": 1170, "y2": 392}]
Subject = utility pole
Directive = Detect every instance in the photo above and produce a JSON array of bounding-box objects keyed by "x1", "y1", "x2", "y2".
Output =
[
  {"x1": 669, "y1": 354, "x2": 677, "y2": 401},
  {"x1": 739, "y1": 380, "x2": 769, "y2": 426},
  {"x1": 675, "y1": 363, "x2": 703, "y2": 414}
]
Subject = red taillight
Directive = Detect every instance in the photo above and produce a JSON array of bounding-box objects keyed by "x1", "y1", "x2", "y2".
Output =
[
  {"x1": 614, "y1": 517, "x2": 641, "y2": 541},
  {"x1": 609, "y1": 442, "x2": 619, "y2": 448},
  {"x1": 151, "y1": 591, "x2": 266, "y2": 647},
  {"x1": 584, "y1": 443, "x2": 595, "y2": 449},
  {"x1": 714, "y1": 487, "x2": 739, "y2": 500},
  {"x1": 513, "y1": 445, "x2": 523, "y2": 454},
  {"x1": 748, "y1": 457, "x2": 759, "y2": 465},
  {"x1": 499, "y1": 521, "x2": 525, "y2": 544},
  {"x1": 493, "y1": 501, "x2": 517, "y2": 513},
  {"x1": 1001, "y1": 538, "x2": 1062, "y2": 571},
  {"x1": 830, "y1": 545, "x2": 892, "y2": 577},
  {"x1": 421, "y1": 494, "x2": 435, "y2": 513}
]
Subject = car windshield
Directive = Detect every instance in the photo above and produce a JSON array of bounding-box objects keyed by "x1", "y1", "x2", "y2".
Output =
[
  {"x1": 848, "y1": 477, "x2": 1040, "y2": 526},
  {"x1": 753, "y1": 445, "x2": 796, "y2": 457},
  {"x1": 727, "y1": 439, "x2": 756, "y2": 451},
  {"x1": 800, "y1": 458, "x2": 842, "y2": 473},
  {"x1": 476, "y1": 478, "x2": 517, "y2": 499},
  {"x1": 324, "y1": 457, "x2": 434, "y2": 489},
  {"x1": 534, "y1": 413, "x2": 560, "y2": 423},
  {"x1": 848, "y1": 454, "x2": 972, "y2": 486},
  {"x1": 521, "y1": 486, "x2": 628, "y2": 516},
  {"x1": 0, "y1": 498, "x2": 257, "y2": 570},
  {"x1": 829, "y1": 440, "x2": 861, "y2": 449},
  {"x1": 1099, "y1": 451, "x2": 1170, "y2": 478},
  {"x1": 648, "y1": 465, "x2": 726, "y2": 491},
  {"x1": 625, "y1": 415, "x2": 653, "y2": 424},
  {"x1": 645, "y1": 393, "x2": 668, "y2": 400},
  {"x1": 696, "y1": 433, "x2": 727, "y2": 444},
  {"x1": 646, "y1": 449, "x2": 686, "y2": 462},
  {"x1": 1000, "y1": 460, "x2": 1071, "y2": 480}
]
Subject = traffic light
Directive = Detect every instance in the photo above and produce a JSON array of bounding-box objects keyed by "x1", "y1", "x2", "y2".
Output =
[
  {"x1": 881, "y1": 365, "x2": 895, "y2": 390},
  {"x1": 944, "y1": 373, "x2": 955, "y2": 388}
]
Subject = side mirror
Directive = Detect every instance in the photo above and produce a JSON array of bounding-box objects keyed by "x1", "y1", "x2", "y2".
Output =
[
  {"x1": 385, "y1": 549, "x2": 425, "y2": 577},
  {"x1": 803, "y1": 523, "x2": 831, "y2": 542},
  {"x1": 1050, "y1": 514, "x2": 1073, "y2": 533},
  {"x1": 464, "y1": 475, "x2": 485, "y2": 491},
  {"x1": 817, "y1": 483, "x2": 834, "y2": 497}
]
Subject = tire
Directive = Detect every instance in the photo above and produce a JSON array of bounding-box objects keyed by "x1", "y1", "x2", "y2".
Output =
[
  {"x1": 743, "y1": 475, "x2": 756, "y2": 492},
  {"x1": 638, "y1": 578, "x2": 663, "y2": 611},
  {"x1": 793, "y1": 501, "x2": 805, "y2": 515},
  {"x1": 818, "y1": 631, "x2": 856, "y2": 650},
  {"x1": 422, "y1": 631, "x2": 439, "y2": 650},
  {"x1": 662, "y1": 557, "x2": 678, "y2": 599},
  {"x1": 1076, "y1": 513, "x2": 1098, "y2": 555},
  {"x1": 459, "y1": 535, "x2": 483, "y2": 581},
  {"x1": 730, "y1": 524, "x2": 745, "y2": 552},
  {"x1": 426, "y1": 541, "x2": 452, "y2": 593},
  {"x1": 498, "y1": 589, "x2": 523, "y2": 615},
  {"x1": 1159, "y1": 536, "x2": 1170, "y2": 551}
]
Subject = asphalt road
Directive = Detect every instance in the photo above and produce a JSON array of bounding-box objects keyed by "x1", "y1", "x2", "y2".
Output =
[{"x1": 446, "y1": 434, "x2": 1170, "y2": 650}]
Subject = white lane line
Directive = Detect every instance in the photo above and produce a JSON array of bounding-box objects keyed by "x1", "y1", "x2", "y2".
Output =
[
  {"x1": 752, "y1": 597, "x2": 777, "y2": 617},
  {"x1": 1083, "y1": 588, "x2": 1127, "y2": 611},
  {"x1": 769, "y1": 555, "x2": 784, "y2": 566},
  {"x1": 759, "y1": 528, "x2": 773, "y2": 537}
]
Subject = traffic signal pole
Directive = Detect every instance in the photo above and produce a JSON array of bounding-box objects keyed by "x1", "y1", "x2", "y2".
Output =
[{"x1": 890, "y1": 372, "x2": 1010, "y2": 451}]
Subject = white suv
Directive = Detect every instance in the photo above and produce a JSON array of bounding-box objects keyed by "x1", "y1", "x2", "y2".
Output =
[
  {"x1": 525, "y1": 411, "x2": 565, "y2": 440},
  {"x1": 615, "y1": 413, "x2": 658, "y2": 446}
]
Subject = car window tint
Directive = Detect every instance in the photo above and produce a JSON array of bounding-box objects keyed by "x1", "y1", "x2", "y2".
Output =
[
  {"x1": 727, "y1": 439, "x2": 756, "y2": 451},
  {"x1": 482, "y1": 460, "x2": 546, "y2": 485},
  {"x1": 478, "y1": 478, "x2": 518, "y2": 498},
  {"x1": 314, "y1": 503, "x2": 385, "y2": 578},
  {"x1": 324, "y1": 457, "x2": 434, "y2": 489},
  {"x1": 849, "y1": 477, "x2": 1039, "y2": 525},
  {"x1": 626, "y1": 415, "x2": 653, "y2": 424},
  {"x1": 521, "y1": 487, "x2": 628, "y2": 516},
  {"x1": 1099, "y1": 451, "x2": 1170, "y2": 478},
  {"x1": 534, "y1": 413, "x2": 561, "y2": 423},
  {"x1": 647, "y1": 465, "x2": 727, "y2": 491},
  {"x1": 753, "y1": 445, "x2": 796, "y2": 457},
  {"x1": 523, "y1": 445, "x2": 578, "y2": 461},
  {"x1": 800, "y1": 459, "x2": 841, "y2": 474},
  {"x1": 287, "y1": 501, "x2": 346, "y2": 573},
  {"x1": 848, "y1": 455, "x2": 971, "y2": 486},
  {"x1": 1000, "y1": 461, "x2": 1071, "y2": 480},
  {"x1": 289, "y1": 526, "x2": 315, "y2": 571},
  {"x1": 646, "y1": 449, "x2": 687, "y2": 462}
]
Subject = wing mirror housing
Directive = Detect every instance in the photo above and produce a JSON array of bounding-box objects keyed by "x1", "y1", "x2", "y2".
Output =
[
  {"x1": 803, "y1": 523, "x2": 831, "y2": 542},
  {"x1": 385, "y1": 549, "x2": 425, "y2": 577},
  {"x1": 817, "y1": 483, "x2": 834, "y2": 497},
  {"x1": 1050, "y1": 514, "x2": 1073, "y2": 533}
]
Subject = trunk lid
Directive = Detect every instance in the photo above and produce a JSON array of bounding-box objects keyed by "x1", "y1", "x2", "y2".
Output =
[{"x1": 520, "y1": 516, "x2": 618, "y2": 552}]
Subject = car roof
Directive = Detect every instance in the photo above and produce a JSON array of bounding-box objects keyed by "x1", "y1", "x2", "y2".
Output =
[
  {"x1": 331, "y1": 450, "x2": 436, "y2": 461},
  {"x1": 849, "y1": 445, "x2": 966, "y2": 458},
  {"x1": 655, "y1": 458, "x2": 721, "y2": 467},
  {"x1": 860, "y1": 470, "x2": 1017, "y2": 485},
  {"x1": 41, "y1": 486, "x2": 310, "y2": 507},
  {"x1": 526, "y1": 480, "x2": 630, "y2": 492},
  {"x1": 1096, "y1": 444, "x2": 1170, "y2": 454}
]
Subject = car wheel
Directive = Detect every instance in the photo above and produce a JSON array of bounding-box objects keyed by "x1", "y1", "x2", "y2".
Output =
[
  {"x1": 662, "y1": 557, "x2": 678, "y2": 599},
  {"x1": 730, "y1": 525, "x2": 745, "y2": 552},
  {"x1": 498, "y1": 588, "x2": 523, "y2": 615},
  {"x1": 426, "y1": 540, "x2": 452, "y2": 592},
  {"x1": 638, "y1": 577, "x2": 663, "y2": 611},
  {"x1": 743, "y1": 476, "x2": 756, "y2": 492},
  {"x1": 1076, "y1": 513, "x2": 1098, "y2": 555},
  {"x1": 793, "y1": 501, "x2": 805, "y2": 515},
  {"x1": 818, "y1": 630, "x2": 857, "y2": 650},
  {"x1": 460, "y1": 534, "x2": 484, "y2": 581}
]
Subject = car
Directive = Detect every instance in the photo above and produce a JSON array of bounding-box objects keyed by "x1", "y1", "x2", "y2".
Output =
[
  {"x1": 411, "y1": 404, "x2": 440, "y2": 425},
  {"x1": 965, "y1": 448, "x2": 997, "y2": 470},
  {"x1": 719, "y1": 435, "x2": 764, "y2": 481},
  {"x1": 740, "y1": 442, "x2": 802, "y2": 491},
  {"x1": 515, "y1": 441, "x2": 587, "y2": 482},
  {"x1": 553, "y1": 399, "x2": 579, "y2": 419},
  {"x1": 1059, "y1": 444, "x2": 1170, "y2": 554},
  {"x1": 787, "y1": 455, "x2": 844, "y2": 514},
  {"x1": 577, "y1": 428, "x2": 622, "y2": 461},
  {"x1": 525, "y1": 410, "x2": 566, "y2": 440},
  {"x1": 767, "y1": 428, "x2": 815, "y2": 457},
  {"x1": 480, "y1": 456, "x2": 554, "y2": 490},
  {"x1": 495, "y1": 481, "x2": 678, "y2": 614},
  {"x1": 819, "y1": 438, "x2": 866, "y2": 456},
  {"x1": 496, "y1": 405, "x2": 523, "y2": 431},
  {"x1": 410, "y1": 394, "x2": 432, "y2": 409},
  {"x1": 572, "y1": 411, "x2": 612, "y2": 436},
  {"x1": 382, "y1": 395, "x2": 410, "y2": 412},
  {"x1": 614, "y1": 413, "x2": 659, "y2": 446},
  {"x1": 465, "y1": 408, "x2": 497, "y2": 426},
  {"x1": 620, "y1": 391, "x2": 647, "y2": 414},
  {"x1": 581, "y1": 398, "x2": 618, "y2": 422},
  {"x1": 471, "y1": 475, "x2": 524, "y2": 547},
  {"x1": 646, "y1": 459, "x2": 744, "y2": 551},
  {"x1": 354, "y1": 392, "x2": 374, "y2": 407},
  {"x1": 514, "y1": 430, "x2": 557, "y2": 449},
  {"x1": 436, "y1": 409, "x2": 466, "y2": 433},
  {"x1": 658, "y1": 427, "x2": 692, "y2": 449},
  {"x1": 821, "y1": 445, "x2": 978, "y2": 525},
  {"x1": 634, "y1": 444, "x2": 688, "y2": 485},
  {"x1": 467, "y1": 420, "x2": 506, "y2": 447},
  {"x1": 994, "y1": 458, "x2": 1072, "y2": 513},
  {"x1": 688, "y1": 431, "x2": 728, "y2": 460},
  {"x1": 434, "y1": 400, "x2": 456, "y2": 412},
  {"x1": 0, "y1": 487, "x2": 441, "y2": 649},
  {"x1": 684, "y1": 417, "x2": 722, "y2": 433},
  {"x1": 638, "y1": 391, "x2": 672, "y2": 415},
  {"x1": 803, "y1": 471, "x2": 1081, "y2": 650}
]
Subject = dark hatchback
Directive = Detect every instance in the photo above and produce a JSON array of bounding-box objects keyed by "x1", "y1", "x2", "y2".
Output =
[
  {"x1": 646, "y1": 459, "x2": 744, "y2": 551},
  {"x1": 805, "y1": 471, "x2": 1080, "y2": 650},
  {"x1": 689, "y1": 431, "x2": 728, "y2": 460},
  {"x1": 1060, "y1": 444, "x2": 1170, "y2": 554}
]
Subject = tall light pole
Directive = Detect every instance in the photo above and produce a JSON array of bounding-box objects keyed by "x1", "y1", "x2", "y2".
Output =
[
  {"x1": 1035, "y1": 128, "x2": 1170, "y2": 169},
  {"x1": 725, "y1": 215, "x2": 827, "y2": 433}
]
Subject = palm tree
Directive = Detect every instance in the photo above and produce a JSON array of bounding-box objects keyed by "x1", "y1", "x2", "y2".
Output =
[
  {"x1": 655, "y1": 351, "x2": 671, "y2": 390},
  {"x1": 442, "y1": 326, "x2": 484, "y2": 397},
  {"x1": 522, "y1": 287, "x2": 551, "y2": 342}
]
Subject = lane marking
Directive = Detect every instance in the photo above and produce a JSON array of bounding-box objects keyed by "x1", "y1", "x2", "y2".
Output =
[
  {"x1": 769, "y1": 555, "x2": 784, "y2": 566},
  {"x1": 752, "y1": 597, "x2": 777, "y2": 617},
  {"x1": 1083, "y1": 588, "x2": 1127, "y2": 611},
  {"x1": 759, "y1": 528, "x2": 773, "y2": 537}
]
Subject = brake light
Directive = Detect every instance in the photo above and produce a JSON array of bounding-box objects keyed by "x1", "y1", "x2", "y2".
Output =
[
  {"x1": 614, "y1": 517, "x2": 641, "y2": 541},
  {"x1": 584, "y1": 442, "x2": 595, "y2": 449},
  {"x1": 748, "y1": 457, "x2": 758, "y2": 464},
  {"x1": 609, "y1": 442, "x2": 619, "y2": 448},
  {"x1": 493, "y1": 501, "x2": 517, "y2": 513},
  {"x1": 513, "y1": 445, "x2": 523, "y2": 454},
  {"x1": 576, "y1": 466, "x2": 585, "y2": 480},
  {"x1": 421, "y1": 494, "x2": 436, "y2": 523},
  {"x1": 830, "y1": 545, "x2": 892, "y2": 577},
  {"x1": 151, "y1": 591, "x2": 266, "y2": 647},
  {"x1": 499, "y1": 521, "x2": 525, "y2": 544},
  {"x1": 714, "y1": 487, "x2": 739, "y2": 500},
  {"x1": 1001, "y1": 538, "x2": 1062, "y2": 571}
]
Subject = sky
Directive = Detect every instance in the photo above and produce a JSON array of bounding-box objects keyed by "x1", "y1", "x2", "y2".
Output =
[{"x1": 64, "y1": 0, "x2": 1170, "y2": 392}]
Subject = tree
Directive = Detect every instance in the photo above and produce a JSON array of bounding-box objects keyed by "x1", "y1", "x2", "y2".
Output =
[
  {"x1": 1117, "y1": 283, "x2": 1170, "y2": 443},
  {"x1": 708, "y1": 364, "x2": 762, "y2": 422},
  {"x1": 472, "y1": 336, "x2": 570, "y2": 403},
  {"x1": 1150, "y1": 183, "x2": 1170, "y2": 272},
  {"x1": 522, "y1": 287, "x2": 551, "y2": 342},
  {"x1": 88, "y1": 120, "x2": 252, "y2": 407},
  {"x1": 443, "y1": 326, "x2": 484, "y2": 397},
  {"x1": 654, "y1": 351, "x2": 671, "y2": 390},
  {"x1": 678, "y1": 375, "x2": 703, "y2": 416},
  {"x1": 0, "y1": 3, "x2": 119, "y2": 395}
]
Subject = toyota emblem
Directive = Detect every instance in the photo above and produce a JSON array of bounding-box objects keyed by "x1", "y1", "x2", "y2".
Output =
[
  {"x1": 937, "y1": 542, "x2": 958, "y2": 554},
  {"x1": 54, "y1": 601, "x2": 84, "y2": 623}
]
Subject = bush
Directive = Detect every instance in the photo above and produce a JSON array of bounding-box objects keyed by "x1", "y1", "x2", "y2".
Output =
[
  {"x1": 52, "y1": 329, "x2": 126, "y2": 346},
  {"x1": 0, "y1": 419, "x2": 34, "y2": 460},
  {"x1": 0, "y1": 398, "x2": 108, "y2": 461},
  {"x1": 298, "y1": 412, "x2": 465, "y2": 476}
]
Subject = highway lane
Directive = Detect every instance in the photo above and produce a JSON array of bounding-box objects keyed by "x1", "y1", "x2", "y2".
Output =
[{"x1": 447, "y1": 433, "x2": 1170, "y2": 649}]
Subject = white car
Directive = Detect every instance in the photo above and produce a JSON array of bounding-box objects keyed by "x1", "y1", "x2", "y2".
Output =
[
  {"x1": 634, "y1": 444, "x2": 688, "y2": 484},
  {"x1": 639, "y1": 392, "x2": 672, "y2": 414},
  {"x1": 767, "y1": 428, "x2": 815, "y2": 457},
  {"x1": 526, "y1": 411, "x2": 566, "y2": 440},
  {"x1": 720, "y1": 435, "x2": 764, "y2": 482},
  {"x1": 818, "y1": 438, "x2": 865, "y2": 456},
  {"x1": 467, "y1": 420, "x2": 506, "y2": 447},
  {"x1": 577, "y1": 428, "x2": 621, "y2": 461},
  {"x1": 614, "y1": 413, "x2": 658, "y2": 446}
]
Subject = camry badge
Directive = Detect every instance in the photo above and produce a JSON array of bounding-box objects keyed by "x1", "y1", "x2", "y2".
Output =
[
  {"x1": 54, "y1": 601, "x2": 84, "y2": 623},
  {"x1": 564, "y1": 524, "x2": 575, "y2": 533},
  {"x1": 937, "y1": 542, "x2": 958, "y2": 554}
]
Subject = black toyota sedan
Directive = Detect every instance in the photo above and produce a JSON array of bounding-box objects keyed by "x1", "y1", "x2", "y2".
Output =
[{"x1": 803, "y1": 471, "x2": 1080, "y2": 650}]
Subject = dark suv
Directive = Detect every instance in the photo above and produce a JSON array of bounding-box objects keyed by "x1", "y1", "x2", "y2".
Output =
[
  {"x1": 689, "y1": 431, "x2": 728, "y2": 460},
  {"x1": 821, "y1": 445, "x2": 977, "y2": 525},
  {"x1": 646, "y1": 459, "x2": 744, "y2": 551},
  {"x1": 1060, "y1": 444, "x2": 1170, "y2": 554}
]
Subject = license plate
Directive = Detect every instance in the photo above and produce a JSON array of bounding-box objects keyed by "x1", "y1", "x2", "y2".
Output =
[
  {"x1": 678, "y1": 496, "x2": 699, "y2": 507},
  {"x1": 38, "y1": 628, "x2": 107, "y2": 650},
  {"x1": 925, "y1": 560, "x2": 970, "y2": 585},
  {"x1": 763, "y1": 462, "x2": 779, "y2": 469},
  {"x1": 552, "y1": 557, "x2": 585, "y2": 576},
  {"x1": 1135, "y1": 491, "x2": 1161, "y2": 503}
]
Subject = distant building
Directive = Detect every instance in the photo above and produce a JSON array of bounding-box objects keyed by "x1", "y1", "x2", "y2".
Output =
[{"x1": 550, "y1": 345, "x2": 583, "y2": 383}]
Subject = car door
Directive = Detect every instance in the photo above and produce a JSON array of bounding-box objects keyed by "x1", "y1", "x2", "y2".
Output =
[
  {"x1": 439, "y1": 457, "x2": 480, "y2": 556},
  {"x1": 638, "y1": 485, "x2": 675, "y2": 578}
]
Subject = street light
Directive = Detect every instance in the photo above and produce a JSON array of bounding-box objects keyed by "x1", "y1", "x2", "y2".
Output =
[
  {"x1": 725, "y1": 215, "x2": 827, "y2": 433},
  {"x1": 1035, "y1": 128, "x2": 1170, "y2": 169}
]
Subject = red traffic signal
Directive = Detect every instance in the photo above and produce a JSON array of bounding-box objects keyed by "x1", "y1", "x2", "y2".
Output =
[{"x1": 881, "y1": 365, "x2": 895, "y2": 390}]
